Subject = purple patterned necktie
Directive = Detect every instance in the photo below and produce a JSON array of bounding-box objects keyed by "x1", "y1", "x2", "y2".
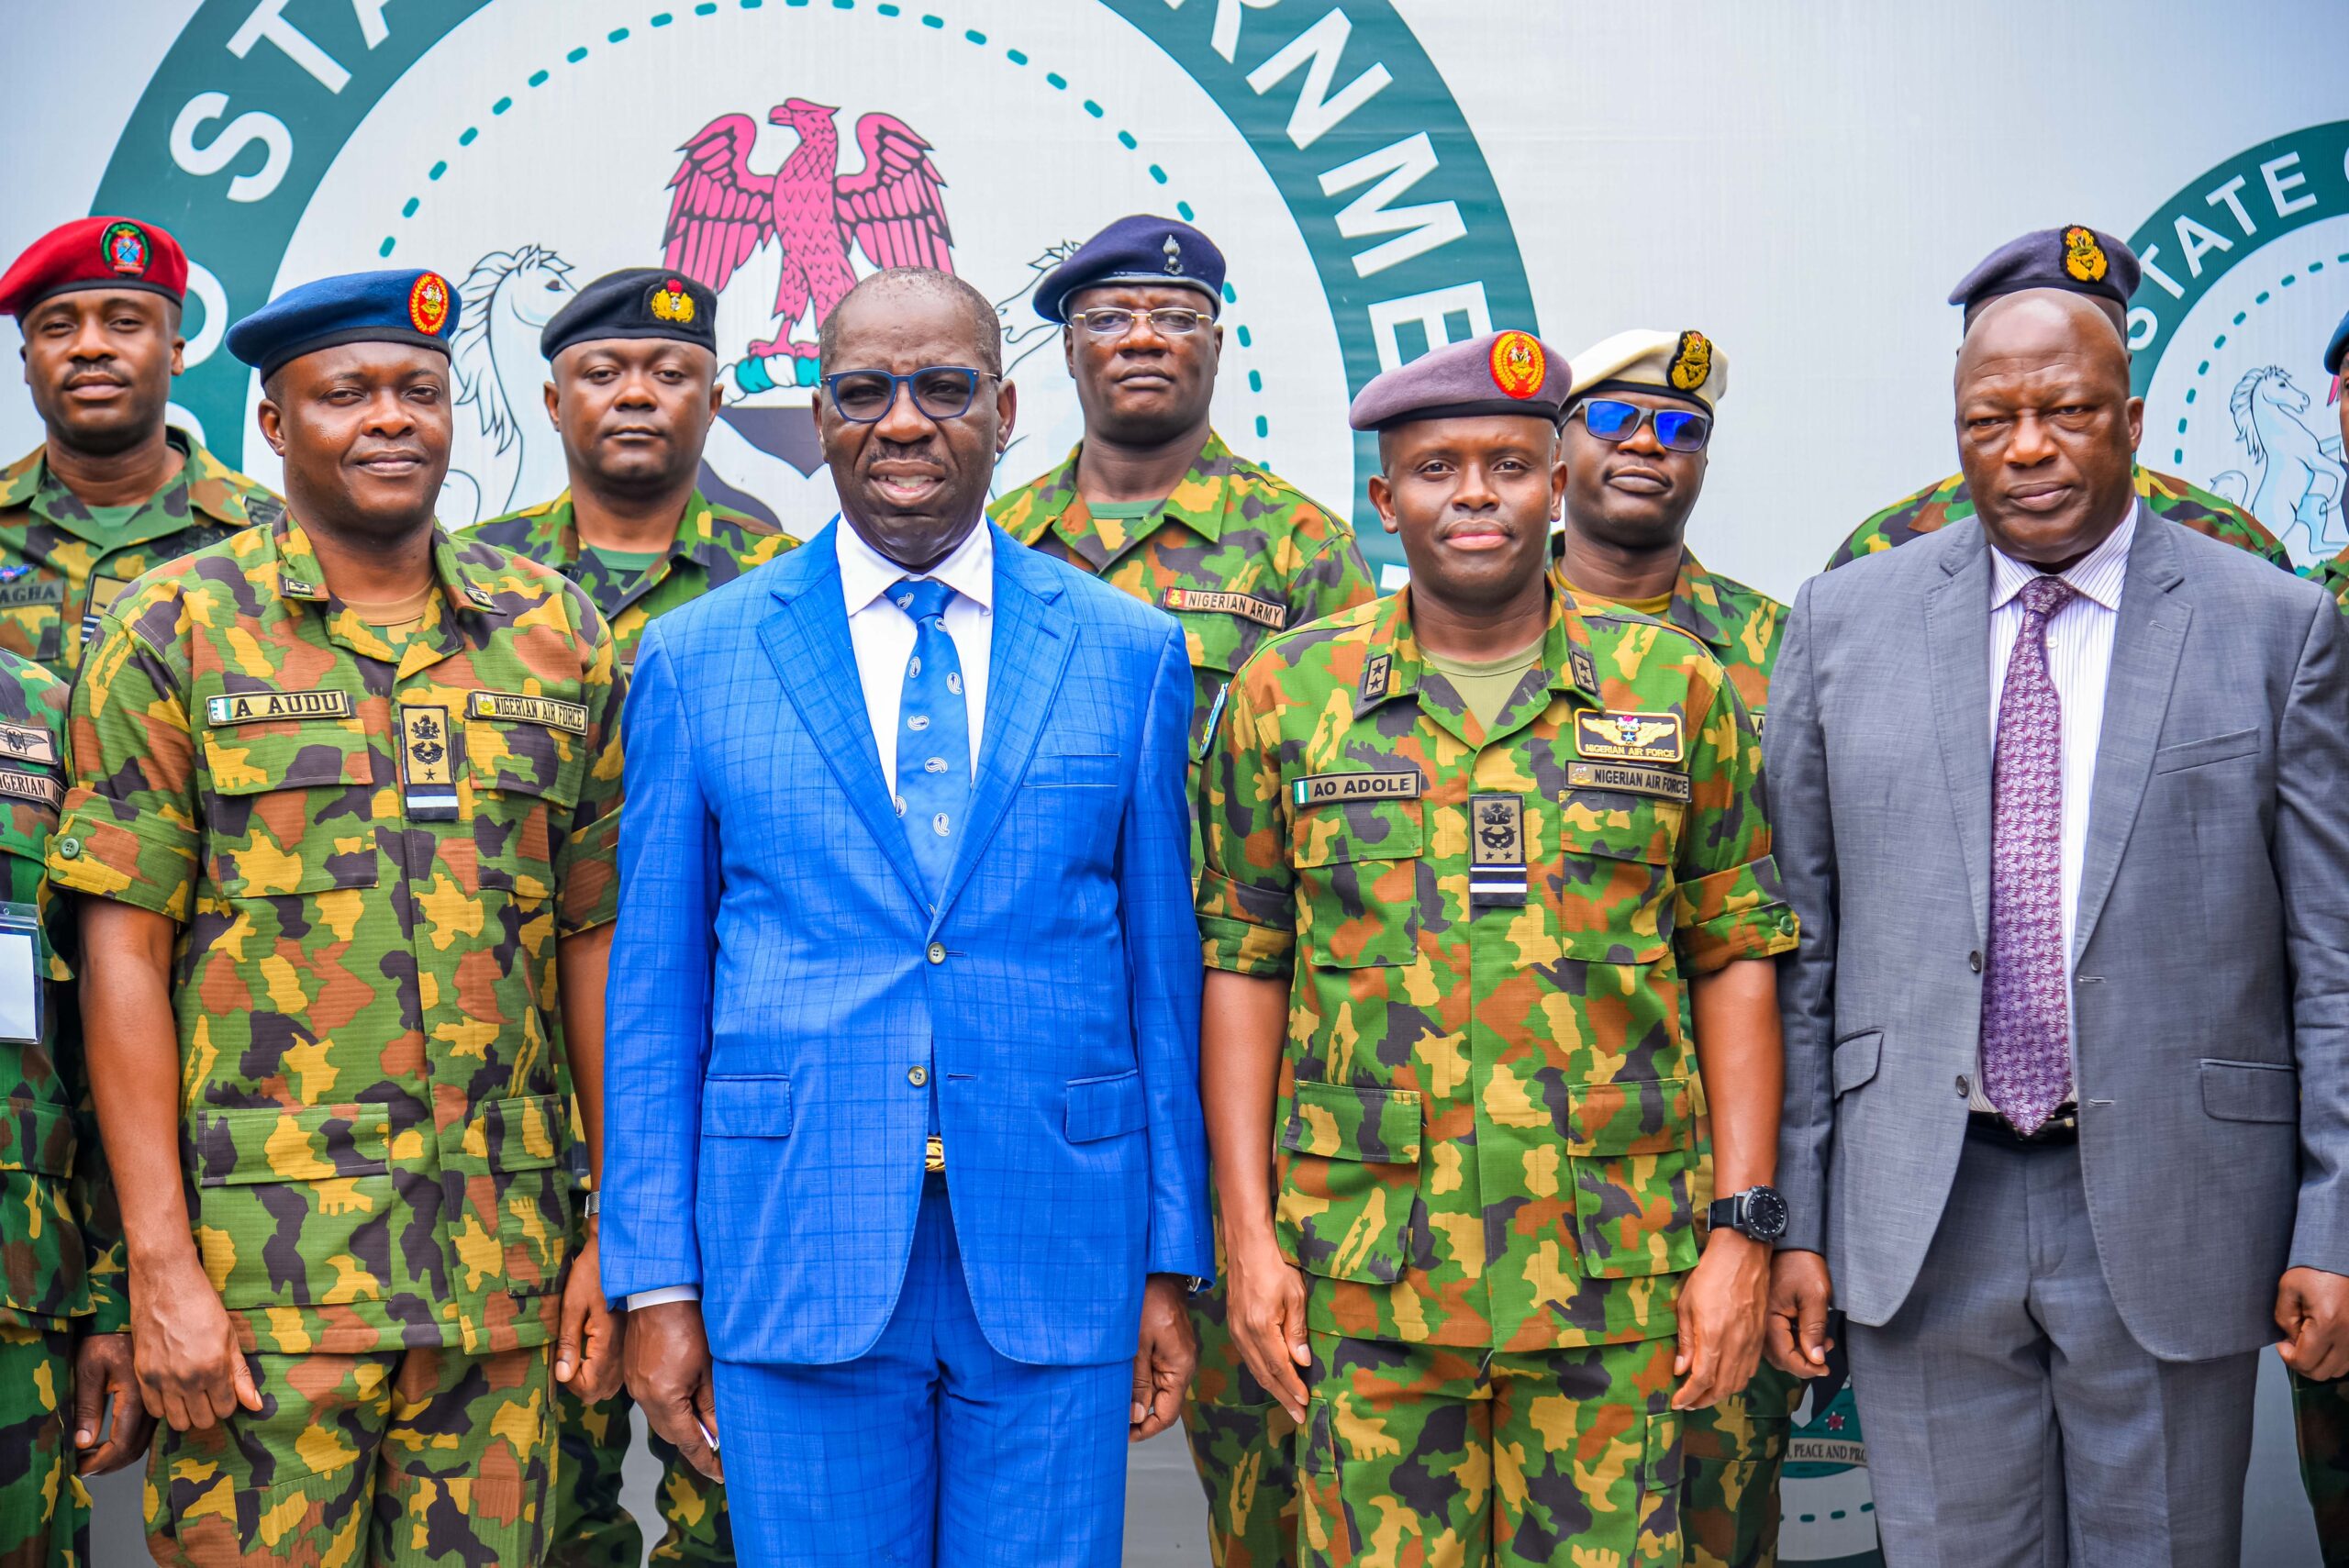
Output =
[{"x1": 1980, "y1": 573, "x2": 2077, "y2": 1134}]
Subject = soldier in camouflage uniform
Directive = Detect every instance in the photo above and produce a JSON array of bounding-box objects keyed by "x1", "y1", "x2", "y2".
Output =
[
  {"x1": 465, "y1": 267, "x2": 794, "y2": 1568},
  {"x1": 54, "y1": 271, "x2": 626, "y2": 1566},
  {"x1": 1198, "y1": 333, "x2": 1796, "y2": 1568},
  {"x1": 1549, "y1": 329, "x2": 1805, "y2": 1568},
  {"x1": 0, "y1": 217, "x2": 275, "y2": 684},
  {"x1": 991, "y1": 217, "x2": 1376, "y2": 1568}
]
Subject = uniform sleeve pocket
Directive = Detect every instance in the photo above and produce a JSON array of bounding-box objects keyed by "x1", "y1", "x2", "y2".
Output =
[
  {"x1": 1065, "y1": 1070, "x2": 1146, "y2": 1142},
  {"x1": 1276, "y1": 1080, "x2": 1421, "y2": 1285},
  {"x1": 1564, "y1": 1077, "x2": 1699, "y2": 1279},
  {"x1": 2199, "y1": 1059, "x2": 2297, "y2": 1123},
  {"x1": 189, "y1": 1104, "x2": 394, "y2": 1310},
  {"x1": 1030, "y1": 751, "x2": 1121, "y2": 788},
  {"x1": 1832, "y1": 1031, "x2": 1884, "y2": 1096},
  {"x1": 2153, "y1": 728, "x2": 2262, "y2": 774},
  {"x1": 701, "y1": 1075, "x2": 795, "y2": 1138}
]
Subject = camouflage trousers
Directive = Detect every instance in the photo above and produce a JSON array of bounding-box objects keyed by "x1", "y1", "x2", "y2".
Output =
[
  {"x1": 1180, "y1": 1243, "x2": 1298, "y2": 1568},
  {"x1": 144, "y1": 1342, "x2": 555, "y2": 1567},
  {"x1": 1297, "y1": 1331, "x2": 1681, "y2": 1568},
  {"x1": 546, "y1": 1379, "x2": 733, "y2": 1565},
  {"x1": 1681, "y1": 1361, "x2": 1802, "y2": 1568},
  {"x1": 0, "y1": 1323, "x2": 86, "y2": 1568},
  {"x1": 2293, "y1": 1370, "x2": 2349, "y2": 1567}
]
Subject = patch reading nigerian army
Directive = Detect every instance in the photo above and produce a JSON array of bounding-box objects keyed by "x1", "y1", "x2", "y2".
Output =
[
  {"x1": 1291, "y1": 769, "x2": 1424, "y2": 807},
  {"x1": 468, "y1": 691, "x2": 589, "y2": 734},
  {"x1": 0, "y1": 768, "x2": 62, "y2": 810},
  {"x1": 0, "y1": 723, "x2": 58, "y2": 768},
  {"x1": 205, "y1": 689, "x2": 356, "y2": 726},
  {"x1": 1567, "y1": 762, "x2": 1691, "y2": 803},
  {"x1": 1162, "y1": 587, "x2": 1286, "y2": 629},
  {"x1": 1573, "y1": 710, "x2": 1685, "y2": 763}
]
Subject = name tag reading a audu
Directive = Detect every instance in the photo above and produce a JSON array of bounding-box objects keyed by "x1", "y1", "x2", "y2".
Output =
[
  {"x1": 1290, "y1": 770, "x2": 1424, "y2": 807},
  {"x1": 467, "y1": 692, "x2": 589, "y2": 735},
  {"x1": 0, "y1": 902, "x2": 43, "y2": 1044},
  {"x1": 205, "y1": 689, "x2": 355, "y2": 727}
]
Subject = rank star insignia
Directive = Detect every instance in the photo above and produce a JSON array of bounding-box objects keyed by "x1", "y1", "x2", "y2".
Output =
[
  {"x1": 2061, "y1": 225, "x2": 2108, "y2": 284},
  {"x1": 1667, "y1": 328, "x2": 1713, "y2": 393},
  {"x1": 408, "y1": 271, "x2": 451, "y2": 335},
  {"x1": 649, "y1": 278, "x2": 696, "y2": 323},
  {"x1": 1488, "y1": 329, "x2": 1545, "y2": 400},
  {"x1": 99, "y1": 220, "x2": 149, "y2": 277}
]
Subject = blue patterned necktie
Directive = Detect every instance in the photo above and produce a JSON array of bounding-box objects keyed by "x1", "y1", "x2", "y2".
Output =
[{"x1": 890, "y1": 576, "x2": 971, "y2": 900}]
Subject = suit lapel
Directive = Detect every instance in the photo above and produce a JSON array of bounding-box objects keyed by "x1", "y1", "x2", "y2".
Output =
[
  {"x1": 756, "y1": 523, "x2": 933, "y2": 911},
  {"x1": 2073, "y1": 508, "x2": 2188, "y2": 962},
  {"x1": 933, "y1": 528, "x2": 1074, "y2": 926},
  {"x1": 1924, "y1": 526, "x2": 1995, "y2": 945}
]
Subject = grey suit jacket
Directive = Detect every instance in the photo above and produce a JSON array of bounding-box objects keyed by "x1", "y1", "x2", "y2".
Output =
[{"x1": 1767, "y1": 507, "x2": 2349, "y2": 1361}]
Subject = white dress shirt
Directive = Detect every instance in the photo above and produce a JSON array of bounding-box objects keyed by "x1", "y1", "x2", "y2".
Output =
[
  {"x1": 1972, "y1": 504, "x2": 2135, "y2": 1113},
  {"x1": 625, "y1": 515, "x2": 996, "y2": 1312}
]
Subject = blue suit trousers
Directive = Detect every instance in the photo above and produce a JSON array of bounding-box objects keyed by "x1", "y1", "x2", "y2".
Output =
[{"x1": 713, "y1": 1178, "x2": 1131, "y2": 1567}]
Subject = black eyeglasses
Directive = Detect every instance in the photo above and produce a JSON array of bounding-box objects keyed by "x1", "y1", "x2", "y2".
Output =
[
  {"x1": 823, "y1": 366, "x2": 996, "y2": 424},
  {"x1": 1575, "y1": 397, "x2": 1713, "y2": 452},
  {"x1": 1066, "y1": 306, "x2": 1215, "y2": 339}
]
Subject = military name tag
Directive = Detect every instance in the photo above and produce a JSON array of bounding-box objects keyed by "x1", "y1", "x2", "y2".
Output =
[
  {"x1": 0, "y1": 723, "x2": 58, "y2": 768},
  {"x1": 1162, "y1": 587, "x2": 1286, "y2": 629},
  {"x1": 1574, "y1": 710, "x2": 1685, "y2": 763},
  {"x1": 0, "y1": 577, "x2": 64, "y2": 609},
  {"x1": 0, "y1": 768, "x2": 61, "y2": 811},
  {"x1": 468, "y1": 691, "x2": 589, "y2": 735},
  {"x1": 1468, "y1": 793, "x2": 1527, "y2": 907},
  {"x1": 399, "y1": 705, "x2": 459, "y2": 821},
  {"x1": 205, "y1": 689, "x2": 355, "y2": 726},
  {"x1": 1291, "y1": 769, "x2": 1423, "y2": 807},
  {"x1": 1568, "y1": 762, "x2": 1692, "y2": 803}
]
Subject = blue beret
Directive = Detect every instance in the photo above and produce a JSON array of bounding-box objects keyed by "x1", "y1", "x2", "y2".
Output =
[
  {"x1": 2327, "y1": 306, "x2": 2349, "y2": 379},
  {"x1": 1035, "y1": 215, "x2": 1223, "y2": 324},
  {"x1": 1349, "y1": 330, "x2": 1568, "y2": 431},
  {"x1": 1949, "y1": 225, "x2": 2140, "y2": 322},
  {"x1": 542, "y1": 267, "x2": 717, "y2": 361},
  {"x1": 227, "y1": 268, "x2": 459, "y2": 381}
]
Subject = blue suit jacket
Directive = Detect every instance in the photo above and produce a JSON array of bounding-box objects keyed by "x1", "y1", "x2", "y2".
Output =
[{"x1": 599, "y1": 520, "x2": 1211, "y2": 1367}]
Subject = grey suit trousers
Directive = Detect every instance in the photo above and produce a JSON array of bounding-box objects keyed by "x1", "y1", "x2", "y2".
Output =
[{"x1": 1845, "y1": 1136, "x2": 2257, "y2": 1568}]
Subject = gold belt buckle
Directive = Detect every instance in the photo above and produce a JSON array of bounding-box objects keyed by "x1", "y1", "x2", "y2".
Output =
[{"x1": 924, "y1": 1135, "x2": 945, "y2": 1173}]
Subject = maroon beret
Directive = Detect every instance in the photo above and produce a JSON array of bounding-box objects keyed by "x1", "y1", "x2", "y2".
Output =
[
  {"x1": 1348, "y1": 330, "x2": 1569, "y2": 431},
  {"x1": 0, "y1": 217, "x2": 189, "y2": 320}
]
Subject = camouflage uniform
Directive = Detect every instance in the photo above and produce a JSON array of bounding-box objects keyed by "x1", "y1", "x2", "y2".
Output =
[
  {"x1": 1553, "y1": 546, "x2": 1804, "y2": 1568},
  {"x1": 0, "y1": 649, "x2": 118, "y2": 1568},
  {"x1": 993, "y1": 433, "x2": 1375, "y2": 1568},
  {"x1": 1198, "y1": 587, "x2": 1798, "y2": 1566},
  {"x1": 1825, "y1": 464, "x2": 2288, "y2": 573},
  {"x1": 0, "y1": 428, "x2": 274, "y2": 682},
  {"x1": 50, "y1": 503, "x2": 624, "y2": 1566},
  {"x1": 463, "y1": 486, "x2": 796, "y2": 1568}
]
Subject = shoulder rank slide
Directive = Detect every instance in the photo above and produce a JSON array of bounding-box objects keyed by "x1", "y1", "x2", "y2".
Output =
[
  {"x1": 1567, "y1": 762, "x2": 1691, "y2": 803},
  {"x1": 468, "y1": 691, "x2": 589, "y2": 735},
  {"x1": 1574, "y1": 710, "x2": 1684, "y2": 763},
  {"x1": 1468, "y1": 794, "x2": 1527, "y2": 908},
  {"x1": 1358, "y1": 652, "x2": 1394, "y2": 706},
  {"x1": 0, "y1": 723, "x2": 58, "y2": 768},
  {"x1": 205, "y1": 689, "x2": 355, "y2": 726},
  {"x1": 1292, "y1": 769, "x2": 1423, "y2": 807},
  {"x1": 399, "y1": 704, "x2": 458, "y2": 821},
  {"x1": 1163, "y1": 588, "x2": 1286, "y2": 629}
]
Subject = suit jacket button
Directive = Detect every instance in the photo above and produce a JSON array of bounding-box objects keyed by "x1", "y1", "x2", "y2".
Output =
[
  {"x1": 927, "y1": 942, "x2": 946, "y2": 964},
  {"x1": 1956, "y1": 1074, "x2": 1971, "y2": 1098},
  {"x1": 908, "y1": 1065, "x2": 928, "y2": 1087},
  {"x1": 1968, "y1": 951, "x2": 1983, "y2": 973}
]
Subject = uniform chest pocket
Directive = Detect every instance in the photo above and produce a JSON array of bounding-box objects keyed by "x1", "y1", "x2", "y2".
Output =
[
  {"x1": 1564, "y1": 1076, "x2": 1699, "y2": 1279},
  {"x1": 199, "y1": 717, "x2": 379, "y2": 898},
  {"x1": 0, "y1": 575, "x2": 67, "y2": 667},
  {"x1": 1276, "y1": 1079, "x2": 1422, "y2": 1285},
  {"x1": 1292, "y1": 795, "x2": 1425, "y2": 971},
  {"x1": 1547, "y1": 785, "x2": 1683, "y2": 962},
  {"x1": 464, "y1": 706, "x2": 585, "y2": 898}
]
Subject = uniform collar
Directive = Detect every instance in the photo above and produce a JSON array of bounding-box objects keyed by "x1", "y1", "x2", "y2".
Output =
[
  {"x1": 7, "y1": 428, "x2": 256, "y2": 542},
  {"x1": 271, "y1": 505, "x2": 501, "y2": 672},
  {"x1": 1011, "y1": 429, "x2": 1242, "y2": 569},
  {"x1": 1662, "y1": 550, "x2": 1740, "y2": 651},
  {"x1": 1353, "y1": 584, "x2": 1600, "y2": 746},
  {"x1": 526, "y1": 486, "x2": 740, "y2": 573}
]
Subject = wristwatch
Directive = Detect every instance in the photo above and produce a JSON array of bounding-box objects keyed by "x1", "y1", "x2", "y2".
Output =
[{"x1": 1706, "y1": 1184, "x2": 1787, "y2": 1242}]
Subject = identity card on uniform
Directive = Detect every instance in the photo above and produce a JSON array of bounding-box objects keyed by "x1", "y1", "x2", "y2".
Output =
[{"x1": 0, "y1": 903, "x2": 42, "y2": 1043}]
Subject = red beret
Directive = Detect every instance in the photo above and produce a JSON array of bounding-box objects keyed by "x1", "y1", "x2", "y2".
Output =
[{"x1": 0, "y1": 217, "x2": 188, "y2": 320}]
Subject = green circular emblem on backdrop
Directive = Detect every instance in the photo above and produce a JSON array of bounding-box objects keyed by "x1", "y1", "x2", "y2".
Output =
[
  {"x1": 93, "y1": 0, "x2": 1533, "y2": 566},
  {"x1": 2129, "y1": 120, "x2": 2349, "y2": 566}
]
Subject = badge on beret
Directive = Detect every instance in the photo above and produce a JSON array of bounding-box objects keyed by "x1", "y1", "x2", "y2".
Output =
[
  {"x1": 1667, "y1": 329, "x2": 1713, "y2": 393},
  {"x1": 408, "y1": 271, "x2": 452, "y2": 336},
  {"x1": 1489, "y1": 330, "x2": 1545, "y2": 400},
  {"x1": 98, "y1": 221, "x2": 149, "y2": 278},
  {"x1": 2061, "y1": 226, "x2": 2108, "y2": 285},
  {"x1": 1163, "y1": 235, "x2": 1186, "y2": 276},
  {"x1": 649, "y1": 276, "x2": 697, "y2": 325}
]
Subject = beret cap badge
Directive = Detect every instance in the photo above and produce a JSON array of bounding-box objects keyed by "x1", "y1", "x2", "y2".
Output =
[
  {"x1": 2061, "y1": 225, "x2": 2109, "y2": 285},
  {"x1": 649, "y1": 277, "x2": 697, "y2": 324},
  {"x1": 407, "y1": 271, "x2": 451, "y2": 336},
  {"x1": 1162, "y1": 235, "x2": 1186, "y2": 276},
  {"x1": 99, "y1": 221, "x2": 149, "y2": 278},
  {"x1": 1488, "y1": 330, "x2": 1545, "y2": 400},
  {"x1": 1667, "y1": 329, "x2": 1714, "y2": 393}
]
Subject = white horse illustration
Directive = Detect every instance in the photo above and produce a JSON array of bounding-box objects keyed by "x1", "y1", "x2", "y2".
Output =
[
  {"x1": 2210, "y1": 365, "x2": 2346, "y2": 559},
  {"x1": 438, "y1": 245, "x2": 576, "y2": 528}
]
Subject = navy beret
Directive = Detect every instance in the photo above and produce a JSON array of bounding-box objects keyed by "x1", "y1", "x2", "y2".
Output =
[
  {"x1": 1036, "y1": 215, "x2": 1223, "y2": 324},
  {"x1": 1949, "y1": 225, "x2": 2140, "y2": 322},
  {"x1": 2327, "y1": 306, "x2": 2348, "y2": 379},
  {"x1": 227, "y1": 269, "x2": 458, "y2": 382},
  {"x1": 1349, "y1": 330, "x2": 1568, "y2": 431},
  {"x1": 542, "y1": 268, "x2": 718, "y2": 361}
]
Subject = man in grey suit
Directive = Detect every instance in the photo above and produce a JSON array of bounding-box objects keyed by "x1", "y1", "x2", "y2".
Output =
[{"x1": 1764, "y1": 250, "x2": 2349, "y2": 1563}]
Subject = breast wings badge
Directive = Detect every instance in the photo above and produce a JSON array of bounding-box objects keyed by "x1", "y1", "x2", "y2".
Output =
[{"x1": 1574, "y1": 709, "x2": 1685, "y2": 764}]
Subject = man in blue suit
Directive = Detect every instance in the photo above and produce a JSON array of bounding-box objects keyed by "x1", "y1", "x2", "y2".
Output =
[{"x1": 600, "y1": 266, "x2": 1213, "y2": 1565}]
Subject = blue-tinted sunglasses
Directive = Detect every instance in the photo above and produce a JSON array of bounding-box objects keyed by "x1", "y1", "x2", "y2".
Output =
[{"x1": 1575, "y1": 397, "x2": 1713, "y2": 452}]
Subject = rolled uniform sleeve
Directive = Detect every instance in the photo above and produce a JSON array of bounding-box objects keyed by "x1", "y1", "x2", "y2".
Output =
[
  {"x1": 554, "y1": 606, "x2": 626, "y2": 935},
  {"x1": 1194, "y1": 660, "x2": 1297, "y2": 974},
  {"x1": 50, "y1": 608, "x2": 198, "y2": 917},
  {"x1": 1670, "y1": 664, "x2": 1798, "y2": 974}
]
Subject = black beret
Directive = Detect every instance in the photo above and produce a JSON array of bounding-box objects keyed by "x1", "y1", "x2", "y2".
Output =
[
  {"x1": 541, "y1": 268, "x2": 718, "y2": 361},
  {"x1": 1035, "y1": 215, "x2": 1223, "y2": 324},
  {"x1": 1949, "y1": 226, "x2": 2141, "y2": 323}
]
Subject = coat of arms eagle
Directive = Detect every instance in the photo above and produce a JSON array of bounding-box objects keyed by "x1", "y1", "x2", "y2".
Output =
[{"x1": 662, "y1": 98, "x2": 954, "y2": 374}]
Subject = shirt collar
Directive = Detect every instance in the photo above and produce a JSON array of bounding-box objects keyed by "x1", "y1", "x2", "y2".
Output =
[
  {"x1": 836, "y1": 513, "x2": 996, "y2": 617},
  {"x1": 1988, "y1": 500, "x2": 2137, "y2": 613}
]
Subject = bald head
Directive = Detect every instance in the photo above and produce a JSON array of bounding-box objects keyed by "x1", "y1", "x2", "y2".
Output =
[
  {"x1": 1953, "y1": 288, "x2": 2143, "y2": 569},
  {"x1": 818, "y1": 267, "x2": 1002, "y2": 375}
]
